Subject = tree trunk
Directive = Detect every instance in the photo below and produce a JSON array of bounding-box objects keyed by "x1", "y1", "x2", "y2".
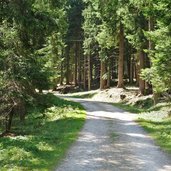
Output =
[
  {"x1": 90, "y1": 57, "x2": 93, "y2": 85},
  {"x1": 148, "y1": 13, "x2": 155, "y2": 51},
  {"x1": 135, "y1": 58, "x2": 139, "y2": 86},
  {"x1": 65, "y1": 45, "x2": 70, "y2": 85},
  {"x1": 100, "y1": 60, "x2": 106, "y2": 90},
  {"x1": 5, "y1": 108, "x2": 14, "y2": 133},
  {"x1": 117, "y1": 23, "x2": 124, "y2": 88},
  {"x1": 146, "y1": 16, "x2": 155, "y2": 95},
  {"x1": 94, "y1": 55, "x2": 100, "y2": 86},
  {"x1": 139, "y1": 50, "x2": 145, "y2": 95},
  {"x1": 60, "y1": 50, "x2": 64, "y2": 85},
  {"x1": 83, "y1": 55, "x2": 87, "y2": 90},
  {"x1": 74, "y1": 42, "x2": 78, "y2": 86},
  {"x1": 129, "y1": 55, "x2": 134, "y2": 84},
  {"x1": 107, "y1": 58, "x2": 111, "y2": 88},
  {"x1": 60, "y1": 61, "x2": 64, "y2": 85},
  {"x1": 153, "y1": 92, "x2": 159, "y2": 105},
  {"x1": 77, "y1": 42, "x2": 81, "y2": 86},
  {"x1": 88, "y1": 50, "x2": 91, "y2": 91}
]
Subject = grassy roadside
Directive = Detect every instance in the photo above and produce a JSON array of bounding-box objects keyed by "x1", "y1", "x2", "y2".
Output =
[
  {"x1": 137, "y1": 118, "x2": 171, "y2": 153},
  {"x1": 71, "y1": 92, "x2": 97, "y2": 99},
  {"x1": 0, "y1": 94, "x2": 86, "y2": 171},
  {"x1": 112, "y1": 102, "x2": 145, "y2": 113},
  {"x1": 113, "y1": 101, "x2": 171, "y2": 154}
]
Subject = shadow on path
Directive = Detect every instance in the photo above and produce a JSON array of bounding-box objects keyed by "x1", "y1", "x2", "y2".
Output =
[{"x1": 55, "y1": 95, "x2": 171, "y2": 171}]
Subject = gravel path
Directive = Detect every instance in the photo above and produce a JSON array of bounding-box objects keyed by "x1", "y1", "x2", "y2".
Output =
[{"x1": 55, "y1": 98, "x2": 171, "y2": 171}]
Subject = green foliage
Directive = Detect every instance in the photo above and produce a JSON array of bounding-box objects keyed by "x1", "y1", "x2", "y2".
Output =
[
  {"x1": 141, "y1": 0, "x2": 171, "y2": 93},
  {"x1": 0, "y1": 0, "x2": 69, "y2": 131},
  {"x1": 141, "y1": 68, "x2": 168, "y2": 93},
  {"x1": 0, "y1": 0, "x2": 171, "y2": 142},
  {"x1": 33, "y1": 0, "x2": 68, "y2": 87},
  {"x1": 83, "y1": 0, "x2": 116, "y2": 65},
  {"x1": 83, "y1": 0, "x2": 100, "y2": 55},
  {"x1": 113, "y1": 98, "x2": 154, "y2": 113},
  {"x1": 97, "y1": 24, "x2": 116, "y2": 51},
  {"x1": 0, "y1": 94, "x2": 86, "y2": 170}
]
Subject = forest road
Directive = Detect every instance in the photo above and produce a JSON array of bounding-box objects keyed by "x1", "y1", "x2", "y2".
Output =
[{"x1": 55, "y1": 97, "x2": 171, "y2": 171}]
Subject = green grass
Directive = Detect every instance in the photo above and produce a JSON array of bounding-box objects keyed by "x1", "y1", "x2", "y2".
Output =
[
  {"x1": 137, "y1": 118, "x2": 171, "y2": 153},
  {"x1": 70, "y1": 92, "x2": 97, "y2": 99},
  {"x1": 0, "y1": 94, "x2": 86, "y2": 171},
  {"x1": 112, "y1": 97, "x2": 154, "y2": 113},
  {"x1": 112, "y1": 102, "x2": 145, "y2": 113},
  {"x1": 113, "y1": 100, "x2": 171, "y2": 154}
]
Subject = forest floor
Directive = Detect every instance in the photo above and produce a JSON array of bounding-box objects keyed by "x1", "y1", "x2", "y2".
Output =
[
  {"x1": 55, "y1": 87, "x2": 171, "y2": 171},
  {"x1": 0, "y1": 94, "x2": 86, "y2": 170},
  {"x1": 65, "y1": 87, "x2": 142, "y2": 102}
]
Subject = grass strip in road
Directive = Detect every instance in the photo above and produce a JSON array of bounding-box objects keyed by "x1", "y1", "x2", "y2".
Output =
[
  {"x1": 0, "y1": 94, "x2": 86, "y2": 171},
  {"x1": 113, "y1": 101, "x2": 171, "y2": 154}
]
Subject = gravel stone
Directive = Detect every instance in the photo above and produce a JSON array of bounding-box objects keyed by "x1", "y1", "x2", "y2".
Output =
[{"x1": 55, "y1": 98, "x2": 171, "y2": 171}]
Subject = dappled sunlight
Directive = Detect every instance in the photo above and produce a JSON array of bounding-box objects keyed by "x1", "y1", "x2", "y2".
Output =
[
  {"x1": 124, "y1": 122, "x2": 137, "y2": 126},
  {"x1": 1, "y1": 0, "x2": 170, "y2": 170},
  {"x1": 0, "y1": 95, "x2": 86, "y2": 171},
  {"x1": 126, "y1": 133, "x2": 148, "y2": 138},
  {"x1": 56, "y1": 98, "x2": 171, "y2": 171},
  {"x1": 78, "y1": 132, "x2": 102, "y2": 143}
]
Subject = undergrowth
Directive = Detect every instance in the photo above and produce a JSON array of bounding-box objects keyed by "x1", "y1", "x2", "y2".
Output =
[{"x1": 0, "y1": 93, "x2": 86, "y2": 170}]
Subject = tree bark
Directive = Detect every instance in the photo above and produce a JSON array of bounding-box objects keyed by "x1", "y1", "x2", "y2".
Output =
[
  {"x1": 107, "y1": 58, "x2": 111, "y2": 88},
  {"x1": 5, "y1": 108, "x2": 14, "y2": 133},
  {"x1": 135, "y1": 57, "x2": 139, "y2": 86},
  {"x1": 83, "y1": 55, "x2": 87, "y2": 90},
  {"x1": 60, "y1": 61, "x2": 64, "y2": 85},
  {"x1": 88, "y1": 50, "x2": 91, "y2": 91},
  {"x1": 94, "y1": 55, "x2": 100, "y2": 85},
  {"x1": 139, "y1": 50, "x2": 145, "y2": 95},
  {"x1": 117, "y1": 23, "x2": 124, "y2": 88},
  {"x1": 74, "y1": 42, "x2": 78, "y2": 86},
  {"x1": 65, "y1": 45, "x2": 70, "y2": 85},
  {"x1": 148, "y1": 2, "x2": 155, "y2": 50},
  {"x1": 147, "y1": 15, "x2": 155, "y2": 95},
  {"x1": 148, "y1": 12, "x2": 155, "y2": 51},
  {"x1": 129, "y1": 55, "x2": 134, "y2": 84},
  {"x1": 60, "y1": 50, "x2": 64, "y2": 85},
  {"x1": 100, "y1": 60, "x2": 106, "y2": 90},
  {"x1": 19, "y1": 100, "x2": 26, "y2": 122},
  {"x1": 153, "y1": 92, "x2": 159, "y2": 105},
  {"x1": 77, "y1": 42, "x2": 81, "y2": 86}
]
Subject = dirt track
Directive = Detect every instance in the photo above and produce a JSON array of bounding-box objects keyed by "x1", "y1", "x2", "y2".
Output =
[{"x1": 55, "y1": 98, "x2": 171, "y2": 171}]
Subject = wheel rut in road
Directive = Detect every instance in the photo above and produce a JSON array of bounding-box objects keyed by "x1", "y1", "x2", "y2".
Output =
[{"x1": 56, "y1": 98, "x2": 171, "y2": 171}]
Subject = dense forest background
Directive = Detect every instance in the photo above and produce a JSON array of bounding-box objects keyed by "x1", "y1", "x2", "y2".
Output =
[{"x1": 0, "y1": 0, "x2": 171, "y2": 133}]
